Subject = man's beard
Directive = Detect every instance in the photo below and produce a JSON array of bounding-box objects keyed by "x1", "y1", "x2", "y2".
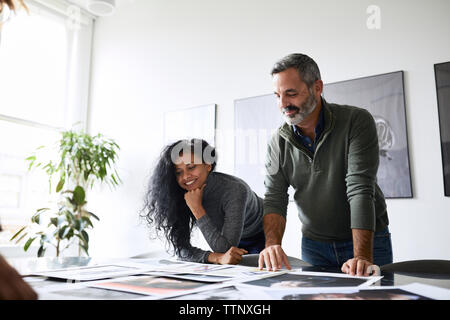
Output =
[{"x1": 282, "y1": 90, "x2": 317, "y2": 126}]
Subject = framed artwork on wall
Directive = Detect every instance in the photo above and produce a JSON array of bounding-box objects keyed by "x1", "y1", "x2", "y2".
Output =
[
  {"x1": 434, "y1": 62, "x2": 450, "y2": 197},
  {"x1": 163, "y1": 104, "x2": 217, "y2": 147},
  {"x1": 234, "y1": 94, "x2": 295, "y2": 199},
  {"x1": 234, "y1": 94, "x2": 280, "y2": 198},
  {"x1": 323, "y1": 71, "x2": 413, "y2": 198}
]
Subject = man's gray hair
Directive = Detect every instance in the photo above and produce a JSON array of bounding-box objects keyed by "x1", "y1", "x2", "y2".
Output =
[{"x1": 271, "y1": 53, "x2": 321, "y2": 88}]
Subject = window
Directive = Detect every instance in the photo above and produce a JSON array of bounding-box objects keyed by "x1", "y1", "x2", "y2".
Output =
[
  {"x1": 0, "y1": 0, "x2": 94, "y2": 246},
  {"x1": 0, "y1": 4, "x2": 68, "y2": 126}
]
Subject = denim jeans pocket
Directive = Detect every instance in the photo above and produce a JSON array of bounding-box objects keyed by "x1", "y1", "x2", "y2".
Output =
[
  {"x1": 374, "y1": 227, "x2": 391, "y2": 238},
  {"x1": 301, "y1": 237, "x2": 337, "y2": 267},
  {"x1": 373, "y1": 228, "x2": 393, "y2": 266}
]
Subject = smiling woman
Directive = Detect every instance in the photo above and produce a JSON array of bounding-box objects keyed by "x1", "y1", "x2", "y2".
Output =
[{"x1": 142, "y1": 138, "x2": 265, "y2": 265}]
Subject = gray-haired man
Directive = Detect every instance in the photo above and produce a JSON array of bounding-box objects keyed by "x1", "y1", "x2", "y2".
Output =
[{"x1": 258, "y1": 53, "x2": 393, "y2": 276}]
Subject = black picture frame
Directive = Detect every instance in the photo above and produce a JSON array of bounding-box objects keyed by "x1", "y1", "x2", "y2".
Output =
[
  {"x1": 434, "y1": 62, "x2": 450, "y2": 197},
  {"x1": 323, "y1": 71, "x2": 413, "y2": 198}
]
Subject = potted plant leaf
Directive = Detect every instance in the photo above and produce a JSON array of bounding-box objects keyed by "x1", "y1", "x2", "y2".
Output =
[{"x1": 10, "y1": 129, "x2": 121, "y2": 257}]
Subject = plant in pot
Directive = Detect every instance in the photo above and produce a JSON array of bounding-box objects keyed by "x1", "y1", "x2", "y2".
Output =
[{"x1": 10, "y1": 129, "x2": 121, "y2": 257}]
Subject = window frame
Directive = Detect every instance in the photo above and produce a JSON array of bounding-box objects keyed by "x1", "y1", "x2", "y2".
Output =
[{"x1": 0, "y1": 0, "x2": 95, "y2": 233}]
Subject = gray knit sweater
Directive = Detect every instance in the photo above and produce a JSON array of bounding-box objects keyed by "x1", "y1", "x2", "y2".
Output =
[{"x1": 179, "y1": 172, "x2": 264, "y2": 263}]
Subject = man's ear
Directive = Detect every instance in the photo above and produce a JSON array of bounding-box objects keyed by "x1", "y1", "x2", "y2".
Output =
[{"x1": 315, "y1": 79, "x2": 324, "y2": 95}]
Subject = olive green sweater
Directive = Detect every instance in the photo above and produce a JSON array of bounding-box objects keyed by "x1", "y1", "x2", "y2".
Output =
[{"x1": 263, "y1": 99, "x2": 389, "y2": 242}]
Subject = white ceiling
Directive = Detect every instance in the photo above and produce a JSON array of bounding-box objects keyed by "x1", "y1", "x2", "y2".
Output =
[
  {"x1": 66, "y1": 0, "x2": 90, "y2": 11},
  {"x1": 66, "y1": 0, "x2": 130, "y2": 16}
]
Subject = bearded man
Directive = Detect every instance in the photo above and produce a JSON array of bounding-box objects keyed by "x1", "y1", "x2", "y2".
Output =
[{"x1": 258, "y1": 53, "x2": 393, "y2": 276}]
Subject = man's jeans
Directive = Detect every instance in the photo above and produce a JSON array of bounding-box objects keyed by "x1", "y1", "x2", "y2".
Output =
[{"x1": 301, "y1": 228, "x2": 393, "y2": 267}]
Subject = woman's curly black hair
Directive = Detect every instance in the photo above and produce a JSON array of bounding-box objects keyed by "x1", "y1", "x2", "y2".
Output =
[{"x1": 141, "y1": 138, "x2": 216, "y2": 258}]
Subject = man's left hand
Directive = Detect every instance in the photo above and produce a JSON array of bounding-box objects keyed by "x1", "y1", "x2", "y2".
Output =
[{"x1": 341, "y1": 257, "x2": 374, "y2": 277}]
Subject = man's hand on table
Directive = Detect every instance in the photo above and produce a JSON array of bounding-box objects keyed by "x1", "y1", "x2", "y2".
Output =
[
  {"x1": 341, "y1": 256, "x2": 375, "y2": 277},
  {"x1": 258, "y1": 244, "x2": 292, "y2": 271}
]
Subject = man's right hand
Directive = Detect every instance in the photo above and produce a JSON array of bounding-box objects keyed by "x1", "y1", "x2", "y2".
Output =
[{"x1": 258, "y1": 244, "x2": 291, "y2": 271}]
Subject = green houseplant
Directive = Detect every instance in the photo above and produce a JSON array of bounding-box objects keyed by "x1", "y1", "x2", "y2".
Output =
[{"x1": 10, "y1": 129, "x2": 121, "y2": 257}]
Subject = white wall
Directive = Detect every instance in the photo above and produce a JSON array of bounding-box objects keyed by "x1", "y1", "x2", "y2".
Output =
[{"x1": 86, "y1": 0, "x2": 450, "y2": 261}]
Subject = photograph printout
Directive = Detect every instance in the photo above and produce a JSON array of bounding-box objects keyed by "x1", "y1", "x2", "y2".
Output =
[
  {"x1": 238, "y1": 271, "x2": 382, "y2": 289},
  {"x1": 249, "y1": 283, "x2": 448, "y2": 300},
  {"x1": 168, "y1": 285, "x2": 250, "y2": 300},
  {"x1": 279, "y1": 288, "x2": 429, "y2": 300},
  {"x1": 90, "y1": 275, "x2": 216, "y2": 298},
  {"x1": 39, "y1": 285, "x2": 147, "y2": 300},
  {"x1": 144, "y1": 271, "x2": 233, "y2": 283},
  {"x1": 22, "y1": 258, "x2": 450, "y2": 300},
  {"x1": 30, "y1": 264, "x2": 152, "y2": 282}
]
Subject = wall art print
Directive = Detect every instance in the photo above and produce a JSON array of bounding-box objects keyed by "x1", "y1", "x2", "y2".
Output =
[
  {"x1": 434, "y1": 62, "x2": 450, "y2": 197},
  {"x1": 323, "y1": 71, "x2": 413, "y2": 198}
]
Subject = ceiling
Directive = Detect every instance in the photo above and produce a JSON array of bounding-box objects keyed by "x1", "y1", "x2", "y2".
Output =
[{"x1": 66, "y1": 0, "x2": 128, "y2": 16}]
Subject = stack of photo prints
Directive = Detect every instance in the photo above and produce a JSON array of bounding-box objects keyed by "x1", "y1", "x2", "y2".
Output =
[{"x1": 20, "y1": 258, "x2": 449, "y2": 300}]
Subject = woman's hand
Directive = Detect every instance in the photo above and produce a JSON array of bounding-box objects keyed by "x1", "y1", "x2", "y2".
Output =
[
  {"x1": 208, "y1": 247, "x2": 248, "y2": 265},
  {"x1": 184, "y1": 184, "x2": 206, "y2": 219}
]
